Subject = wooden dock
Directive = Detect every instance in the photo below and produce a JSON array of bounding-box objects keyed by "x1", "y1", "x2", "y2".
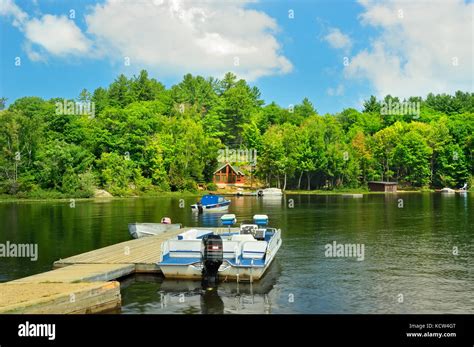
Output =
[
  {"x1": 53, "y1": 229, "x2": 184, "y2": 272},
  {"x1": 0, "y1": 229, "x2": 187, "y2": 314},
  {"x1": 0, "y1": 282, "x2": 120, "y2": 314}
]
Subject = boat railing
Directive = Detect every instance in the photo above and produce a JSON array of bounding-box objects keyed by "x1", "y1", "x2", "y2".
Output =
[
  {"x1": 160, "y1": 241, "x2": 169, "y2": 262},
  {"x1": 250, "y1": 258, "x2": 254, "y2": 283},
  {"x1": 265, "y1": 229, "x2": 281, "y2": 260},
  {"x1": 233, "y1": 243, "x2": 241, "y2": 265}
]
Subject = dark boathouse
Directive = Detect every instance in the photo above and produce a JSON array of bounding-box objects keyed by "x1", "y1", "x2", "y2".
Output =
[{"x1": 368, "y1": 181, "x2": 397, "y2": 192}]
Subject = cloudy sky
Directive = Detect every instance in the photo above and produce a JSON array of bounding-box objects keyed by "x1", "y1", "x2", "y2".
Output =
[{"x1": 1, "y1": 0, "x2": 472, "y2": 113}]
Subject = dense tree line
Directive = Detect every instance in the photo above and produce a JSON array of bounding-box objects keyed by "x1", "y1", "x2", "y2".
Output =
[{"x1": 0, "y1": 70, "x2": 472, "y2": 197}]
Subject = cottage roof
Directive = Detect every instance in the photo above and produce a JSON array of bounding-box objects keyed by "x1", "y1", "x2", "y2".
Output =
[{"x1": 213, "y1": 162, "x2": 245, "y2": 175}]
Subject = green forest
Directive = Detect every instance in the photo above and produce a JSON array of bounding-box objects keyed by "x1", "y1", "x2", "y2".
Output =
[{"x1": 0, "y1": 70, "x2": 473, "y2": 198}]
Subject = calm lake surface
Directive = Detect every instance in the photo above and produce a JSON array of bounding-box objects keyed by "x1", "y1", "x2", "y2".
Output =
[{"x1": 0, "y1": 193, "x2": 472, "y2": 314}]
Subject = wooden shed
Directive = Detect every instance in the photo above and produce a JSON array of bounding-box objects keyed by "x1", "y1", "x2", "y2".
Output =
[{"x1": 368, "y1": 181, "x2": 397, "y2": 192}]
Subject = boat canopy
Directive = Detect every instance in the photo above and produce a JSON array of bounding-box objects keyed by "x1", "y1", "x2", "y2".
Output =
[{"x1": 200, "y1": 195, "x2": 225, "y2": 205}]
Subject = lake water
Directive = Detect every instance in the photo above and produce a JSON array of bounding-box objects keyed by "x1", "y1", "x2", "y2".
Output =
[{"x1": 0, "y1": 193, "x2": 472, "y2": 314}]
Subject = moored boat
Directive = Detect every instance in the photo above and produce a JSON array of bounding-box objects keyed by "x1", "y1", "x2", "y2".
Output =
[
  {"x1": 256, "y1": 188, "x2": 283, "y2": 197},
  {"x1": 457, "y1": 183, "x2": 468, "y2": 194},
  {"x1": 157, "y1": 214, "x2": 282, "y2": 283},
  {"x1": 128, "y1": 218, "x2": 182, "y2": 239},
  {"x1": 191, "y1": 194, "x2": 231, "y2": 213},
  {"x1": 235, "y1": 189, "x2": 257, "y2": 196}
]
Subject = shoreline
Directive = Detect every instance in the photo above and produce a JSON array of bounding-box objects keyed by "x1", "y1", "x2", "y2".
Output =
[
  {"x1": 284, "y1": 189, "x2": 434, "y2": 195},
  {"x1": 0, "y1": 191, "x2": 203, "y2": 203},
  {"x1": 1, "y1": 188, "x2": 469, "y2": 203}
]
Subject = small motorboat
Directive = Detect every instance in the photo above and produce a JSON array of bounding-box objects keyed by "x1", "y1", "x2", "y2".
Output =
[
  {"x1": 191, "y1": 194, "x2": 231, "y2": 213},
  {"x1": 236, "y1": 190, "x2": 257, "y2": 196},
  {"x1": 457, "y1": 183, "x2": 468, "y2": 194},
  {"x1": 128, "y1": 217, "x2": 182, "y2": 239},
  {"x1": 440, "y1": 187, "x2": 455, "y2": 194},
  {"x1": 256, "y1": 188, "x2": 283, "y2": 197},
  {"x1": 342, "y1": 194, "x2": 364, "y2": 198},
  {"x1": 157, "y1": 214, "x2": 282, "y2": 283}
]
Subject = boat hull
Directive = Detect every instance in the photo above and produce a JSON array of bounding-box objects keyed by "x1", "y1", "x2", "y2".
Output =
[
  {"x1": 160, "y1": 264, "x2": 268, "y2": 281},
  {"x1": 191, "y1": 201, "x2": 230, "y2": 212}
]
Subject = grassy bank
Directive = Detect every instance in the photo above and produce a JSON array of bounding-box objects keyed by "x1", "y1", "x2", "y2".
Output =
[{"x1": 0, "y1": 190, "x2": 204, "y2": 203}]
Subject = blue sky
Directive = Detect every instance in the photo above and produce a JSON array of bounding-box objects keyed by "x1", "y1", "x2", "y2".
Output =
[{"x1": 1, "y1": 0, "x2": 472, "y2": 114}]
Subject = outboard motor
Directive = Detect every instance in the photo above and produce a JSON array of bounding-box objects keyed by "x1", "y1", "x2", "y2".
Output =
[
  {"x1": 198, "y1": 204, "x2": 204, "y2": 214},
  {"x1": 201, "y1": 234, "x2": 223, "y2": 287}
]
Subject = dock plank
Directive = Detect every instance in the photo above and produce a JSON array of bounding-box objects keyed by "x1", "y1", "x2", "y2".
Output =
[{"x1": 12, "y1": 264, "x2": 135, "y2": 283}]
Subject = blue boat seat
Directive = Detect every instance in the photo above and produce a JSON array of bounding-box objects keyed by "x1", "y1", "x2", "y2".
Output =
[
  {"x1": 242, "y1": 241, "x2": 268, "y2": 259},
  {"x1": 168, "y1": 239, "x2": 201, "y2": 258},
  {"x1": 222, "y1": 241, "x2": 240, "y2": 259}
]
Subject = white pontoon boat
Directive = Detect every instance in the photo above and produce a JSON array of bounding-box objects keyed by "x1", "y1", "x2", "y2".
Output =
[{"x1": 157, "y1": 214, "x2": 282, "y2": 282}]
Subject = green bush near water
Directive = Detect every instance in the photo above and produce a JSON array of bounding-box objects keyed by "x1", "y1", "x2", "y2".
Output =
[{"x1": 206, "y1": 182, "x2": 218, "y2": 191}]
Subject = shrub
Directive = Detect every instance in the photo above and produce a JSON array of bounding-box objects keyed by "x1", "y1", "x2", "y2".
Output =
[
  {"x1": 206, "y1": 182, "x2": 218, "y2": 191},
  {"x1": 77, "y1": 171, "x2": 97, "y2": 197},
  {"x1": 182, "y1": 179, "x2": 198, "y2": 192}
]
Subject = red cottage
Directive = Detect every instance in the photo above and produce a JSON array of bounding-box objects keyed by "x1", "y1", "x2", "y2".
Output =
[{"x1": 213, "y1": 163, "x2": 246, "y2": 186}]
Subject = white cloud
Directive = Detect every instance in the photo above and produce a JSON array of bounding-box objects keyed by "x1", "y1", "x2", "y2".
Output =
[
  {"x1": 1, "y1": 0, "x2": 292, "y2": 80},
  {"x1": 84, "y1": 0, "x2": 292, "y2": 80},
  {"x1": 23, "y1": 42, "x2": 46, "y2": 62},
  {"x1": 0, "y1": 0, "x2": 27, "y2": 27},
  {"x1": 24, "y1": 15, "x2": 91, "y2": 56},
  {"x1": 0, "y1": 1, "x2": 92, "y2": 59},
  {"x1": 327, "y1": 84, "x2": 345, "y2": 96},
  {"x1": 0, "y1": 0, "x2": 293, "y2": 80},
  {"x1": 324, "y1": 28, "x2": 352, "y2": 51},
  {"x1": 345, "y1": 0, "x2": 473, "y2": 97}
]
